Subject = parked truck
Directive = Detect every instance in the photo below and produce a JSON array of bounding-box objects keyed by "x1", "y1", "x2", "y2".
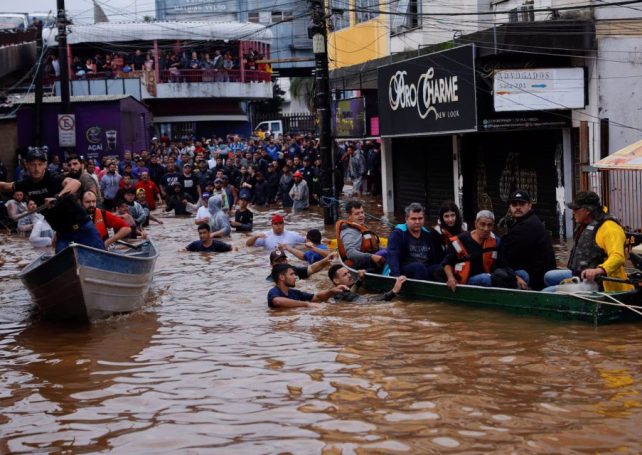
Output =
[{"x1": 253, "y1": 113, "x2": 318, "y2": 139}]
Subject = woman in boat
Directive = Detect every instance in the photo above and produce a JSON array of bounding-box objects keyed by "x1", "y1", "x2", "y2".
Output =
[{"x1": 433, "y1": 201, "x2": 467, "y2": 251}]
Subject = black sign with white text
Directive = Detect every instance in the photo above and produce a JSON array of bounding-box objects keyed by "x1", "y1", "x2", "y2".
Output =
[{"x1": 377, "y1": 45, "x2": 477, "y2": 137}]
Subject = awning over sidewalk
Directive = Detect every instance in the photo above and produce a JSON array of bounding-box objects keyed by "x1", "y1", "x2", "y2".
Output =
[{"x1": 594, "y1": 140, "x2": 642, "y2": 170}]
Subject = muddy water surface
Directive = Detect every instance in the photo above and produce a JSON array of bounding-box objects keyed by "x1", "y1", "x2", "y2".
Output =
[{"x1": 1, "y1": 206, "x2": 641, "y2": 453}]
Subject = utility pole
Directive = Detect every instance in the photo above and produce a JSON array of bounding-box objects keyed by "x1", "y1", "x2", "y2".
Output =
[
  {"x1": 57, "y1": 0, "x2": 71, "y2": 115},
  {"x1": 309, "y1": 0, "x2": 337, "y2": 224},
  {"x1": 34, "y1": 20, "x2": 44, "y2": 146}
]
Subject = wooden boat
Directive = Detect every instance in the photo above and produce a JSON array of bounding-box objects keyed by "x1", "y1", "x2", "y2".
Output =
[
  {"x1": 341, "y1": 259, "x2": 641, "y2": 325},
  {"x1": 18, "y1": 241, "x2": 158, "y2": 322}
]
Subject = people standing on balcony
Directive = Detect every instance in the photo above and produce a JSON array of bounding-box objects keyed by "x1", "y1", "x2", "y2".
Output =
[
  {"x1": 189, "y1": 51, "x2": 202, "y2": 70},
  {"x1": 84, "y1": 58, "x2": 97, "y2": 76},
  {"x1": 132, "y1": 49, "x2": 146, "y2": 71},
  {"x1": 50, "y1": 55, "x2": 60, "y2": 77}
]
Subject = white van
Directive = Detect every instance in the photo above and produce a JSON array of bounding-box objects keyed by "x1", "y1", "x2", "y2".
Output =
[
  {"x1": 254, "y1": 120, "x2": 283, "y2": 140},
  {"x1": 0, "y1": 13, "x2": 30, "y2": 31}
]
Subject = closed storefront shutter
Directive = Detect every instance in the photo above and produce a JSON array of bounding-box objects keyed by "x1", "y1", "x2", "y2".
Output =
[
  {"x1": 461, "y1": 130, "x2": 561, "y2": 237},
  {"x1": 392, "y1": 136, "x2": 454, "y2": 222}
]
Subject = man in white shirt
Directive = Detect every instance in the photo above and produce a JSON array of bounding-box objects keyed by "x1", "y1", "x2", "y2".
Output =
[{"x1": 246, "y1": 214, "x2": 305, "y2": 250}]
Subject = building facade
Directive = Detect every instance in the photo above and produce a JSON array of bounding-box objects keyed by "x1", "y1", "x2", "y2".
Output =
[
  {"x1": 329, "y1": 0, "x2": 642, "y2": 235},
  {"x1": 155, "y1": 0, "x2": 314, "y2": 76}
]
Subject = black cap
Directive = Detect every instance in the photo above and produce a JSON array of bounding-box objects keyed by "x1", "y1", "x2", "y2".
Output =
[
  {"x1": 509, "y1": 189, "x2": 531, "y2": 203},
  {"x1": 26, "y1": 146, "x2": 48, "y2": 162},
  {"x1": 567, "y1": 191, "x2": 601, "y2": 210},
  {"x1": 269, "y1": 249, "x2": 288, "y2": 265}
]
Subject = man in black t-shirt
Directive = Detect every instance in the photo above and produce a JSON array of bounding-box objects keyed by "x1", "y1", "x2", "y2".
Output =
[
  {"x1": 186, "y1": 223, "x2": 235, "y2": 253},
  {"x1": 230, "y1": 190, "x2": 253, "y2": 232},
  {"x1": 0, "y1": 147, "x2": 104, "y2": 253},
  {"x1": 267, "y1": 263, "x2": 347, "y2": 308}
]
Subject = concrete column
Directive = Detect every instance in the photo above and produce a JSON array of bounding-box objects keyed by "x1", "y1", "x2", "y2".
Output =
[
  {"x1": 562, "y1": 127, "x2": 573, "y2": 239},
  {"x1": 452, "y1": 134, "x2": 462, "y2": 208},
  {"x1": 381, "y1": 137, "x2": 395, "y2": 215}
]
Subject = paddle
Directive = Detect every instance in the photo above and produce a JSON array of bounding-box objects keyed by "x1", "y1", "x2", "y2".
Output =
[
  {"x1": 597, "y1": 274, "x2": 642, "y2": 286},
  {"x1": 116, "y1": 240, "x2": 149, "y2": 250},
  {"x1": 12, "y1": 202, "x2": 49, "y2": 221}
]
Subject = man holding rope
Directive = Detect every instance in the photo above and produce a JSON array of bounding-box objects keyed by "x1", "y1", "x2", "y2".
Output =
[
  {"x1": 0, "y1": 146, "x2": 104, "y2": 253},
  {"x1": 542, "y1": 191, "x2": 634, "y2": 293}
]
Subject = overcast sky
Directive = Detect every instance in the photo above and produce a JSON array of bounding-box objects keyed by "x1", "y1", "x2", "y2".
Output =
[{"x1": 3, "y1": 0, "x2": 157, "y2": 24}]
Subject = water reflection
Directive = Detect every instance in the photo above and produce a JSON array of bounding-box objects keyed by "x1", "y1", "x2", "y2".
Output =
[{"x1": 0, "y1": 201, "x2": 641, "y2": 453}]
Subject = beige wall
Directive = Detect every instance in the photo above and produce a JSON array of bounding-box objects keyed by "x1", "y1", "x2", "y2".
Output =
[{"x1": 0, "y1": 120, "x2": 19, "y2": 179}]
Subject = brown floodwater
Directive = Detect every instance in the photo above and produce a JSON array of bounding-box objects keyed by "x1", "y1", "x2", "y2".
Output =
[{"x1": 1, "y1": 202, "x2": 642, "y2": 454}]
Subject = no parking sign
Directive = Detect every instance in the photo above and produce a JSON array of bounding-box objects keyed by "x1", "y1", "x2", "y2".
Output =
[{"x1": 58, "y1": 114, "x2": 76, "y2": 147}]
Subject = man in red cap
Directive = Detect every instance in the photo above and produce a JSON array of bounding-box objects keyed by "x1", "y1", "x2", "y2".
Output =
[
  {"x1": 289, "y1": 170, "x2": 309, "y2": 213},
  {"x1": 246, "y1": 213, "x2": 305, "y2": 250}
]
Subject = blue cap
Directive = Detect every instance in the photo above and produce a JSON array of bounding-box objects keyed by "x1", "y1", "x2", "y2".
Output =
[
  {"x1": 239, "y1": 189, "x2": 251, "y2": 200},
  {"x1": 202, "y1": 192, "x2": 211, "y2": 199}
]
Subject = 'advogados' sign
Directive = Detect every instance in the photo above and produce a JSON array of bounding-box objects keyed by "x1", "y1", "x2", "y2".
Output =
[{"x1": 378, "y1": 45, "x2": 477, "y2": 137}]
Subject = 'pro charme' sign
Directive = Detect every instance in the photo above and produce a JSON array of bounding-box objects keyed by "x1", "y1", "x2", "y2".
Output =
[{"x1": 378, "y1": 45, "x2": 477, "y2": 137}]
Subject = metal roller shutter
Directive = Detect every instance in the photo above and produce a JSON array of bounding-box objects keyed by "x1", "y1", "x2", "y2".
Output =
[{"x1": 392, "y1": 136, "x2": 454, "y2": 223}]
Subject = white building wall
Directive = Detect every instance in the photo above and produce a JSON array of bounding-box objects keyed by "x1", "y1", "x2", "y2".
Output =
[
  {"x1": 594, "y1": 36, "x2": 642, "y2": 154},
  {"x1": 391, "y1": 0, "x2": 491, "y2": 53}
]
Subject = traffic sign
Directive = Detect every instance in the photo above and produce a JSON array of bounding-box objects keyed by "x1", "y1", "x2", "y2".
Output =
[{"x1": 58, "y1": 114, "x2": 76, "y2": 147}]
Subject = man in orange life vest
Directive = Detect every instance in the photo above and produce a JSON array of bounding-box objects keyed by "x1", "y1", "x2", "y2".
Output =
[
  {"x1": 442, "y1": 210, "x2": 529, "y2": 292},
  {"x1": 336, "y1": 199, "x2": 385, "y2": 272},
  {"x1": 81, "y1": 190, "x2": 131, "y2": 248}
]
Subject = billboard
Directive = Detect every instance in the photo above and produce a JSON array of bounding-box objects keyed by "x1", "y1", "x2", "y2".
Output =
[
  {"x1": 493, "y1": 68, "x2": 585, "y2": 112},
  {"x1": 377, "y1": 45, "x2": 477, "y2": 137},
  {"x1": 332, "y1": 97, "x2": 366, "y2": 138}
]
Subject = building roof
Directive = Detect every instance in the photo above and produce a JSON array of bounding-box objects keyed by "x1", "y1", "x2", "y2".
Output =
[{"x1": 43, "y1": 21, "x2": 272, "y2": 47}]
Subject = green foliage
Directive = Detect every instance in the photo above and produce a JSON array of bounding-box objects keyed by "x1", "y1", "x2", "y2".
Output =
[{"x1": 289, "y1": 77, "x2": 317, "y2": 113}]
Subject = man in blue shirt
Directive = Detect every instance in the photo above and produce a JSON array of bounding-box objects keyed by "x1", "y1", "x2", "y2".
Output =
[
  {"x1": 387, "y1": 202, "x2": 444, "y2": 280},
  {"x1": 267, "y1": 263, "x2": 347, "y2": 308}
]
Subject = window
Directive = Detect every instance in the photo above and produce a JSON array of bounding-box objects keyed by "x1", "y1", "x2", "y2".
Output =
[
  {"x1": 330, "y1": 0, "x2": 350, "y2": 31},
  {"x1": 390, "y1": 0, "x2": 420, "y2": 34},
  {"x1": 356, "y1": 0, "x2": 379, "y2": 24},
  {"x1": 250, "y1": 10, "x2": 293, "y2": 24}
]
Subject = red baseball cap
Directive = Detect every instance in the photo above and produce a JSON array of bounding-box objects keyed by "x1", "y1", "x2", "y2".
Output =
[
  {"x1": 293, "y1": 171, "x2": 303, "y2": 178},
  {"x1": 271, "y1": 214, "x2": 284, "y2": 224}
]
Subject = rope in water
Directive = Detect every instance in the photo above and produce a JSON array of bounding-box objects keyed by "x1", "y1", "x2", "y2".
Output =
[{"x1": 562, "y1": 290, "x2": 642, "y2": 317}]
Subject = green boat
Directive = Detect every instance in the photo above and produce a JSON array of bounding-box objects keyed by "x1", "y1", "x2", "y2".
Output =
[{"x1": 342, "y1": 261, "x2": 642, "y2": 325}]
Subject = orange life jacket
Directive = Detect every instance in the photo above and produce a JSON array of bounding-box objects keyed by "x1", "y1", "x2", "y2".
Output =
[
  {"x1": 93, "y1": 208, "x2": 108, "y2": 240},
  {"x1": 433, "y1": 224, "x2": 454, "y2": 250},
  {"x1": 335, "y1": 220, "x2": 380, "y2": 266},
  {"x1": 449, "y1": 233, "x2": 497, "y2": 284}
]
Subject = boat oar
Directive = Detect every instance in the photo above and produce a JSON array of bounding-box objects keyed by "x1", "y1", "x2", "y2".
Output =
[
  {"x1": 12, "y1": 202, "x2": 49, "y2": 221},
  {"x1": 116, "y1": 240, "x2": 149, "y2": 250}
]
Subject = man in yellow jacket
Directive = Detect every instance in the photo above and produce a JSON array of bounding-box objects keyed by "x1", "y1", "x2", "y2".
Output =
[{"x1": 543, "y1": 191, "x2": 634, "y2": 292}]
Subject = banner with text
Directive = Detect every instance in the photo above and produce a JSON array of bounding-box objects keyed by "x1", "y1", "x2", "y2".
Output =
[{"x1": 377, "y1": 45, "x2": 477, "y2": 137}]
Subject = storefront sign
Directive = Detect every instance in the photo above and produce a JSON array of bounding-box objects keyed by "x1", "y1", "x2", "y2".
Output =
[
  {"x1": 378, "y1": 45, "x2": 477, "y2": 137},
  {"x1": 332, "y1": 97, "x2": 366, "y2": 138},
  {"x1": 494, "y1": 67, "x2": 585, "y2": 112}
]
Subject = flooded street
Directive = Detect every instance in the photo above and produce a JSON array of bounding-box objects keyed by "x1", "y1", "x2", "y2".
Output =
[{"x1": 1, "y1": 206, "x2": 642, "y2": 453}]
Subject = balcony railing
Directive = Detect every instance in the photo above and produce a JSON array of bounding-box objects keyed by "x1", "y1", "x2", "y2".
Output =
[
  {"x1": 43, "y1": 68, "x2": 272, "y2": 86},
  {"x1": 159, "y1": 69, "x2": 271, "y2": 83},
  {"x1": 0, "y1": 29, "x2": 38, "y2": 47}
]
